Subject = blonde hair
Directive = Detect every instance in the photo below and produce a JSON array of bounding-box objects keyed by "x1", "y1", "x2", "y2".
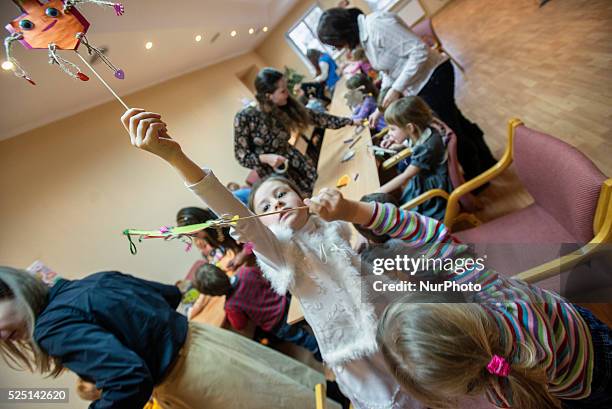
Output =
[
  {"x1": 384, "y1": 96, "x2": 433, "y2": 132},
  {"x1": 377, "y1": 294, "x2": 560, "y2": 409},
  {"x1": 350, "y1": 47, "x2": 366, "y2": 61},
  {"x1": 76, "y1": 377, "x2": 101, "y2": 401},
  {"x1": 0, "y1": 267, "x2": 63, "y2": 377}
]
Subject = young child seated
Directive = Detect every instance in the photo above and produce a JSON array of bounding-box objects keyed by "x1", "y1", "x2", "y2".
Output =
[
  {"x1": 345, "y1": 73, "x2": 386, "y2": 133},
  {"x1": 294, "y1": 82, "x2": 327, "y2": 112},
  {"x1": 226, "y1": 181, "x2": 251, "y2": 205},
  {"x1": 343, "y1": 47, "x2": 377, "y2": 83},
  {"x1": 378, "y1": 96, "x2": 452, "y2": 220},
  {"x1": 192, "y1": 262, "x2": 322, "y2": 361},
  {"x1": 375, "y1": 238, "x2": 612, "y2": 409}
]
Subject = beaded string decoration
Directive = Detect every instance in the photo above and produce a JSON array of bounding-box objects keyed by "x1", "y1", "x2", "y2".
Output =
[{"x1": 123, "y1": 206, "x2": 309, "y2": 255}]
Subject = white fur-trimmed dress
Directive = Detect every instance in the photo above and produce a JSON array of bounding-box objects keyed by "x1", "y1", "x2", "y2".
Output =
[{"x1": 187, "y1": 170, "x2": 418, "y2": 409}]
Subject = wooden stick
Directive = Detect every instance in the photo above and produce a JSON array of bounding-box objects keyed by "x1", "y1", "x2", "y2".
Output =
[
  {"x1": 74, "y1": 50, "x2": 129, "y2": 110},
  {"x1": 233, "y1": 205, "x2": 310, "y2": 222}
]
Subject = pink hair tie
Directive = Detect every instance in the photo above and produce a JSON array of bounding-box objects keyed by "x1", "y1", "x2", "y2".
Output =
[
  {"x1": 243, "y1": 242, "x2": 254, "y2": 255},
  {"x1": 487, "y1": 355, "x2": 511, "y2": 377}
]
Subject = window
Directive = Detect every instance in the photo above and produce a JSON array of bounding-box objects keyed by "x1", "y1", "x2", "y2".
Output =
[{"x1": 285, "y1": 5, "x2": 342, "y2": 74}]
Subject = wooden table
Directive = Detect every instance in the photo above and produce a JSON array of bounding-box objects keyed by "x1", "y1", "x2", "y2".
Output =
[{"x1": 287, "y1": 77, "x2": 381, "y2": 324}]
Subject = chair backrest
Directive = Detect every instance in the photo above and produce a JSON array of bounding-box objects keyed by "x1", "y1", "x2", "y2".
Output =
[
  {"x1": 411, "y1": 18, "x2": 439, "y2": 49},
  {"x1": 431, "y1": 118, "x2": 479, "y2": 211},
  {"x1": 513, "y1": 125, "x2": 606, "y2": 243}
]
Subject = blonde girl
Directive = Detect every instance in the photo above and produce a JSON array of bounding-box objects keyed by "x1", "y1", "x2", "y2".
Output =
[
  {"x1": 375, "y1": 241, "x2": 611, "y2": 409},
  {"x1": 379, "y1": 96, "x2": 452, "y2": 220}
]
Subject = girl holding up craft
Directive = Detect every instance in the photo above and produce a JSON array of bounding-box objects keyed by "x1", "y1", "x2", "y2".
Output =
[{"x1": 120, "y1": 108, "x2": 456, "y2": 408}]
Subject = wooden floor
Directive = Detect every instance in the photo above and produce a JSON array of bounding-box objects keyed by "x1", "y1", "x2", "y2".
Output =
[
  {"x1": 432, "y1": 0, "x2": 612, "y2": 324},
  {"x1": 432, "y1": 0, "x2": 612, "y2": 223}
]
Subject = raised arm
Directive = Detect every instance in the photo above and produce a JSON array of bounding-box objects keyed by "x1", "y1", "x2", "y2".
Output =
[
  {"x1": 120, "y1": 109, "x2": 287, "y2": 274},
  {"x1": 308, "y1": 109, "x2": 356, "y2": 129}
]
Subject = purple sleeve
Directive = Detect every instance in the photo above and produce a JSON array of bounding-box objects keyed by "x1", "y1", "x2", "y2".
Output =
[{"x1": 351, "y1": 96, "x2": 377, "y2": 121}]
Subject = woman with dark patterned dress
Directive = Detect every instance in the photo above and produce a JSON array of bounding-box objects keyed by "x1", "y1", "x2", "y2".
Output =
[{"x1": 234, "y1": 67, "x2": 358, "y2": 195}]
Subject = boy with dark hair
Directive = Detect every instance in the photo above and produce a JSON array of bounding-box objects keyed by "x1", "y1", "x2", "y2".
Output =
[{"x1": 193, "y1": 263, "x2": 322, "y2": 361}]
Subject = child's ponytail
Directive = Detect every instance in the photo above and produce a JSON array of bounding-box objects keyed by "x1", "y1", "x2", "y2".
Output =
[{"x1": 377, "y1": 295, "x2": 561, "y2": 408}]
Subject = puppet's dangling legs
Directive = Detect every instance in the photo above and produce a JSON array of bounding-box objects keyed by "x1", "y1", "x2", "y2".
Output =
[
  {"x1": 48, "y1": 43, "x2": 89, "y2": 81},
  {"x1": 3, "y1": 32, "x2": 35, "y2": 85},
  {"x1": 63, "y1": 0, "x2": 124, "y2": 16},
  {"x1": 76, "y1": 33, "x2": 124, "y2": 79}
]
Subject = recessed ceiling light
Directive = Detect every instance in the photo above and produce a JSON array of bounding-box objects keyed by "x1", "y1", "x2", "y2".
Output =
[
  {"x1": 145, "y1": 41, "x2": 153, "y2": 50},
  {"x1": 262, "y1": 26, "x2": 268, "y2": 32},
  {"x1": 1, "y1": 61, "x2": 14, "y2": 71},
  {"x1": 195, "y1": 34, "x2": 202, "y2": 42},
  {"x1": 248, "y1": 28, "x2": 254, "y2": 35},
  {"x1": 230, "y1": 30, "x2": 237, "y2": 37}
]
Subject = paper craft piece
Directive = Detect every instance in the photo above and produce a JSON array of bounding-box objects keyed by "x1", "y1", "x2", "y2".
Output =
[
  {"x1": 354, "y1": 125, "x2": 365, "y2": 135},
  {"x1": 348, "y1": 135, "x2": 362, "y2": 149},
  {"x1": 343, "y1": 138, "x2": 354, "y2": 144},
  {"x1": 26, "y1": 260, "x2": 60, "y2": 287},
  {"x1": 354, "y1": 173, "x2": 359, "y2": 181},
  {"x1": 124, "y1": 213, "x2": 255, "y2": 255},
  {"x1": 336, "y1": 174, "x2": 350, "y2": 188},
  {"x1": 341, "y1": 149, "x2": 355, "y2": 162},
  {"x1": 4, "y1": 0, "x2": 124, "y2": 85}
]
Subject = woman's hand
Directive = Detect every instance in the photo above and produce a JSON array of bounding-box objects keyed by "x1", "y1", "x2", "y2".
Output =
[
  {"x1": 259, "y1": 153, "x2": 288, "y2": 169},
  {"x1": 368, "y1": 109, "x2": 382, "y2": 128},
  {"x1": 121, "y1": 108, "x2": 180, "y2": 162},
  {"x1": 382, "y1": 89, "x2": 402, "y2": 109},
  {"x1": 304, "y1": 188, "x2": 347, "y2": 222}
]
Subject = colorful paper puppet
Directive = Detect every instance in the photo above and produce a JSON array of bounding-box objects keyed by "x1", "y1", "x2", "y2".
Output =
[
  {"x1": 123, "y1": 216, "x2": 240, "y2": 255},
  {"x1": 4, "y1": 0, "x2": 124, "y2": 85}
]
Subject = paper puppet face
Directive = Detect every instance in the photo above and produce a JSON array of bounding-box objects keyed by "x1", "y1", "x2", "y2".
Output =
[{"x1": 6, "y1": 0, "x2": 90, "y2": 50}]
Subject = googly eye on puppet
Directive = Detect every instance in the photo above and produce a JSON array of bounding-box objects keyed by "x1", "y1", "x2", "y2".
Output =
[{"x1": 4, "y1": 0, "x2": 125, "y2": 87}]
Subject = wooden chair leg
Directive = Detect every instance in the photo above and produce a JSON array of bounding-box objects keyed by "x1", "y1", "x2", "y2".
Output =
[{"x1": 315, "y1": 383, "x2": 327, "y2": 409}]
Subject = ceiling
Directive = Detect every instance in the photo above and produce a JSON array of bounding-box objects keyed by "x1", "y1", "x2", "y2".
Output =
[{"x1": 0, "y1": 0, "x2": 299, "y2": 141}]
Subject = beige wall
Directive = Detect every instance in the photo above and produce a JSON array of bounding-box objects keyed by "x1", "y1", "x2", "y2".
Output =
[
  {"x1": 0, "y1": 51, "x2": 265, "y2": 409},
  {"x1": 0, "y1": 0, "x2": 384, "y2": 405},
  {"x1": 256, "y1": 0, "x2": 372, "y2": 75}
]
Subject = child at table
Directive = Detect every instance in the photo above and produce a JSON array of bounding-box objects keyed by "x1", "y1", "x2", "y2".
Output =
[
  {"x1": 121, "y1": 108, "x2": 434, "y2": 409},
  {"x1": 192, "y1": 262, "x2": 322, "y2": 361},
  {"x1": 346, "y1": 73, "x2": 386, "y2": 133},
  {"x1": 378, "y1": 96, "x2": 452, "y2": 220}
]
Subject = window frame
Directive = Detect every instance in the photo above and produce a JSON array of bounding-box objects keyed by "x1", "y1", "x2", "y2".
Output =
[{"x1": 285, "y1": 4, "x2": 343, "y2": 75}]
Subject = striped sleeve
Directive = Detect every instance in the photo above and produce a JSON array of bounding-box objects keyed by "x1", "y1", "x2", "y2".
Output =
[{"x1": 363, "y1": 202, "x2": 453, "y2": 245}]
